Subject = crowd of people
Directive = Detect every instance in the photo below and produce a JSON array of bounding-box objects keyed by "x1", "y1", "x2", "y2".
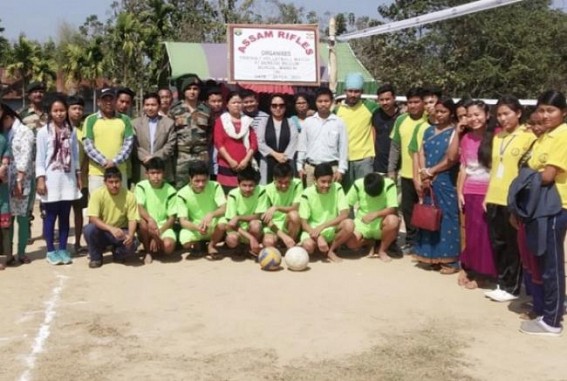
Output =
[{"x1": 0, "y1": 71, "x2": 565, "y2": 337}]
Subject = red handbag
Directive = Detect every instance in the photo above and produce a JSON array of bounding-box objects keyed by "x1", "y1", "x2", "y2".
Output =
[{"x1": 411, "y1": 187, "x2": 442, "y2": 232}]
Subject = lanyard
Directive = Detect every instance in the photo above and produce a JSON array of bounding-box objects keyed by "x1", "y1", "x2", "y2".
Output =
[{"x1": 499, "y1": 133, "x2": 516, "y2": 161}]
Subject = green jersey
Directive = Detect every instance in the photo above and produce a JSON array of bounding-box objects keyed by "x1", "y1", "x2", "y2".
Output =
[
  {"x1": 346, "y1": 178, "x2": 398, "y2": 219},
  {"x1": 256, "y1": 178, "x2": 303, "y2": 221},
  {"x1": 225, "y1": 186, "x2": 265, "y2": 220},
  {"x1": 176, "y1": 180, "x2": 226, "y2": 223},
  {"x1": 299, "y1": 183, "x2": 348, "y2": 227},
  {"x1": 135, "y1": 180, "x2": 177, "y2": 227}
]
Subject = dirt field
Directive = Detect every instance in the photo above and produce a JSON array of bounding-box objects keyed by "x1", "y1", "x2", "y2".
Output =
[{"x1": 1, "y1": 210, "x2": 567, "y2": 381}]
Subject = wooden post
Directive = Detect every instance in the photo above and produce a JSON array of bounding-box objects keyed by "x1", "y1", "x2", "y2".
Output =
[{"x1": 328, "y1": 17, "x2": 338, "y2": 94}]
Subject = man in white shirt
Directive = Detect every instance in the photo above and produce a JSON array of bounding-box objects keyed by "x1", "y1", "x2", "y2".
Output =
[{"x1": 297, "y1": 87, "x2": 348, "y2": 187}]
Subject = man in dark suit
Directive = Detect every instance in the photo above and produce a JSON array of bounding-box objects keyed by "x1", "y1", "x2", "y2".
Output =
[{"x1": 133, "y1": 93, "x2": 176, "y2": 184}]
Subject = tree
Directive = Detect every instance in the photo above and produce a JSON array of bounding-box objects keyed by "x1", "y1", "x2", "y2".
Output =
[
  {"x1": 350, "y1": 0, "x2": 567, "y2": 98},
  {"x1": 0, "y1": 19, "x2": 11, "y2": 67},
  {"x1": 6, "y1": 35, "x2": 43, "y2": 106}
]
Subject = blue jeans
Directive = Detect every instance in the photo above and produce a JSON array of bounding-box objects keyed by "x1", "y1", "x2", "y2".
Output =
[
  {"x1": 538, "y1": 209, "x2": 567, "y2": 328},
  {"x1": 83, "y1": 223, "x2": 136, "y2": 262}
]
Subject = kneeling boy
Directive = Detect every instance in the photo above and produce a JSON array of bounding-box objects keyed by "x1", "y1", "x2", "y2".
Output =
[
  {"x1": 84, "y1": 167, "x2": 138, "y2": 268},
  {"x1": 223, "y1": 166, "x2": 264, "y2": 255},
  {"x1": 135, "y1": 158, "x2": 177, "y2": 264},
  {"x1": 257, "y1": 163, "x2": 303, "y2": 249},
  {"x1": 346, "y1": 172, "x2": 400, "y2": 262},
  {"x1": 299, "y1": 163, "x2": 354, "y2": 262},
  {"x1": 177, "y1": 161, "x2": 226, "y2": 259}
]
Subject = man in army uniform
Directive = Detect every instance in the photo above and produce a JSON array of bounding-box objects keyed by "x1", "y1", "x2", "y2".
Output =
[
  {"x1": 169, "y1": 74, "x2": 211, "y2": 189},
  {"x1": 19, "y1": 82, "x2": 47, "y2": 131}
]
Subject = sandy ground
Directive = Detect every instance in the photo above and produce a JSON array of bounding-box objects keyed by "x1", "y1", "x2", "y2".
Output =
[{"x1": 1, "y1": 206, "x2": 567, "y2": 381}]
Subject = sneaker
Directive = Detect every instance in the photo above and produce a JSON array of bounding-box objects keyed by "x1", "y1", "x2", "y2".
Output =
[
  {"x1": 520, "y1": 317, "x2": 562, "y2": 337},
  {"x1": 46, "y1": 251, "x2": 62, "y2": 265},
  {"x1": 484, "y1": 286, "x2": 501, "y2": 299},
  {"x1": 88, "y1": 260, "x2": 102, "y2": 269},
  {"x1": 57, "y1": 250, "x2": 73, "y2": 265},
  {"x1": 485, "y1": 288, "x2": 518, "y2": 303}
]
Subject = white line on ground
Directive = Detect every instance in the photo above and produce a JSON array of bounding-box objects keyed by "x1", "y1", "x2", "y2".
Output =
[{"x1": 18, "y1": 275, "x2": 67, "y2": 381}]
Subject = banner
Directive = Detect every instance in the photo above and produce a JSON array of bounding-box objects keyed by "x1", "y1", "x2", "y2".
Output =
[{"x1": 228, "y1": 24, "x2": 320, "y2": 86}]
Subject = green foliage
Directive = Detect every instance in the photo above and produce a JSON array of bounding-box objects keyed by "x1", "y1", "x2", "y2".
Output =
[
  {"x1": 351, "y1": 0, "x2": 567, "y2": 98},
  {"x1": 2, "y1": 0, "x2": 565, "y2": 101}
]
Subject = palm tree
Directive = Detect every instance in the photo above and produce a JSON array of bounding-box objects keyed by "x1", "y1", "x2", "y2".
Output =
[{"x1": 6, "y1": 35, "x2": 41, "y2": 107}]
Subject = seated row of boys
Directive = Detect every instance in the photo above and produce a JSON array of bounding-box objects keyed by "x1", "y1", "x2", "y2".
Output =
[{"x1": 84, "y1": 158, "x2": 400, "y2": 268}]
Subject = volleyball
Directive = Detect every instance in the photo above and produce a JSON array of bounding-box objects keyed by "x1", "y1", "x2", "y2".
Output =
[
  {"x1": 258, "y1": 247, "x2": 282, "y2": 271},
  {"x1": 284, "y1": 247, "x2": 309, "y2": 271}
]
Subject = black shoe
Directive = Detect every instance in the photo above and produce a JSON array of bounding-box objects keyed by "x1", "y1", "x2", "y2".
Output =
[
  {"x1": 89, "y1": 260, "x2": 102, "y2": 268},
  {"x1": 387, "y1": 243, "x2": 403, "y2": 258}
]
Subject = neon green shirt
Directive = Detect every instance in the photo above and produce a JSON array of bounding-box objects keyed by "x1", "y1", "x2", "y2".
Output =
[
  {"x1": 299, "y1": 183, "x2": 348, "y2": 227},
  {"x1": 346, "y1": 178, "x2": 398, "y2": 219},
  {"x1": 135, "y1": 180, "x2": 177, "y2": 227},
  {"x1": 225, "y1": 186, "x2": 265, "y2": 220},
  {"x1": 176, "y1": 180, "x2": 226, "y2": 223}
]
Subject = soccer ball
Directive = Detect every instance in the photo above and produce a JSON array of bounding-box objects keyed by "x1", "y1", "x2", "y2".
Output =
[
  {"x1": 258, "y1": 247, "x2": 282, "y2": 271},
  {"x1": 284, "y1": 247, "x2": 309, "y2": 271}
]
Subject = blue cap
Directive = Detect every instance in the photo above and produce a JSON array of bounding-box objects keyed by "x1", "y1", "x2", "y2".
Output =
[{"x1": 345, "y1": 72, "x2": 364, "y2": 90}]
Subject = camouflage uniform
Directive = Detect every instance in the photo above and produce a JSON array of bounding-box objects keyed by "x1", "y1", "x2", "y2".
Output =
[
  {"x1": 170, "y1": 101, "x2": 211, "y2": 189},
  {"x1": 18, "y1": 107, "x2": 47, "y2": 133}
]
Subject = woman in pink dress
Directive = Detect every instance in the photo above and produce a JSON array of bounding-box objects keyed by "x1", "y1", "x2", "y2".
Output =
[{"x1": 457, "y1": 100, "x2": 497, "y2": 289}]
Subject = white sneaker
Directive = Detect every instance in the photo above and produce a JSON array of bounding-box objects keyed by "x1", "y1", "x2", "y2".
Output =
[
  {"x1": 484, "y1": 286, "x2": 501, "y2": 299},
  {"x1": 486, "y1": 288, "x2": 518, "y2": 302}
]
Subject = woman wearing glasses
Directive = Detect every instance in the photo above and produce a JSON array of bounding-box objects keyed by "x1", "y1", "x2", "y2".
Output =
[{"x1": 256, "y1": 94, "x2": 298, "y2": 184}]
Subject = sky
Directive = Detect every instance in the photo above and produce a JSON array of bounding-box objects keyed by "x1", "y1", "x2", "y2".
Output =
[{"x1": 2, "y1": 0, "x2": 566, "y2": 42}]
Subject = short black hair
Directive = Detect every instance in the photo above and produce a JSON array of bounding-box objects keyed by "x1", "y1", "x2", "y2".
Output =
[
  {"x1": 207, "y1": 87, "x2": 223, "y2": 99},
  {"x1": 422, "y1": 86, "x2": 442, "y2": 99},
  {"x1": 363, "y1": 173, "x2": 385, "y2": 197},
  {"x1": 144, "y1": 157, "x2": 165, "y2": 171},
  {"x1": 377, "y1": 83, "x2": 396, "y2": 96},
  {"x1": 103, "y1": 167, "x2": 122, "y2": 181},
  {"x1": 314, "y1": 87, "x2": 334, "y2": 100},
  {"x1": 116, "y1": 87, "x2": 135, "y2": 99},
  {"x1": 67, "y1": 95, "x2": 85, "y2": 107},
  {"x1": 314, "y1": 163, "x2": 333, "y2": 179},
  {"x1": 240, "y1": 89, "x2": 258, "y2": 100},
  {"x1": 188, "y1": 160, "x2": 210, "y2": 178},
  {"x1": 143, "y1": 92, "x2": 160, "y2": 105},
  {"x1": 237, "y1": 166, "x2": 260, "y2": 183},
  {"x1": 273, "y1": 163, "x2": 293, "y2": 179},
  {"x1": 406, "y1": 87, "x2": 424, "y2": 100}
]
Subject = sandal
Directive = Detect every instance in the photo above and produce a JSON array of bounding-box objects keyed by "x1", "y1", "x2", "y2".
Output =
[
  {"x1": 440, "y1": 266, "x2": 459, "y2": 275},
  {"x1": 18, "y1": 255, "x2": 31, "y2": 264}
]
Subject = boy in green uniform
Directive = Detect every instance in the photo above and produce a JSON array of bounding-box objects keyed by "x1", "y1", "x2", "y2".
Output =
[
  {"x1": 222, "y1": 167, "x2": 264, "y2": 256},
  {"x1": 257, "y1": 163, "x2": 302, "y2": 249},
  {"x1": 346, "y1": 173, "x2": 400, "y2": 262},
  {"x1": 84, "y1": 167, "x2": 139, "y2": 269},
  {"x1": 299, "y1": 163, "x2": 354, "y2": 262},
  {"x1": 135, "y1": 158, "x2": 177, "y2": 264},
  {"x1": 177, "y1": 160, "x2": 226, "y2": 259}
]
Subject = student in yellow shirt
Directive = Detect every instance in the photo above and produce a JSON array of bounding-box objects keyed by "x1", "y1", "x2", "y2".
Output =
[
  {"x1": 484, "y1": 96, "x2": 536, "y2": 302},
  {"x1": 388, "y1": 87, "x2": 427, "y2": 254},
  {"x1": 519, "y1": 90, "x2": 567, "y2": 337}
]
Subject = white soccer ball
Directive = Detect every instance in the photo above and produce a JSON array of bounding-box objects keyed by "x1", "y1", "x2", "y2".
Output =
[{"x1": 284, "y1": 247, "x2": 309, "y2": 271}]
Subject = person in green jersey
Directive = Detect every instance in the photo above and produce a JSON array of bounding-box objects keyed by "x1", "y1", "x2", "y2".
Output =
[
  {"x1": 135, "y1": 158, "x2": 177, "y2": 264},
  {"x1": 177, "y1": 160, "x2": 226, "y2": 259},
  {"x1": 257, "y1": 163, "x2": 302, "y2": 249},
  {"x1": 222, "y1": 166, "x2": 264, "y2": 256},
  {"x1": 345, "y1": 173, "x2": 400, "y2": 262},
  {"x1": 299, "y1": 163, "x2": 354, "y2": 262}
]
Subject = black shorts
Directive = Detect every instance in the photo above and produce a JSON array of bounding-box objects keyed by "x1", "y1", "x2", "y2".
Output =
[{"x1": 73, "y1": 188, "x2": 89, "y2": 209}]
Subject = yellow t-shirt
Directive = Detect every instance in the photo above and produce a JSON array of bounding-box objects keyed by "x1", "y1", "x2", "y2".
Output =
[
  {"x1": 528, "y1": 123, "x2": 567, "y2": 208},
  {"x1": 335, "y1": 100, "x2": 378, "y2": 161},
  {"x1": 88, "y1": 186, "x2": 139, "y2": 228},
  {"x1": 485, "y1": 126, "x2": 536, "y2": 206},
  {"x1": 390, "y1": 114, "x2": 427, "y2": 179},
  {"x1": 84, "y1": 113, "x2": 134, "y2": 176}
]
